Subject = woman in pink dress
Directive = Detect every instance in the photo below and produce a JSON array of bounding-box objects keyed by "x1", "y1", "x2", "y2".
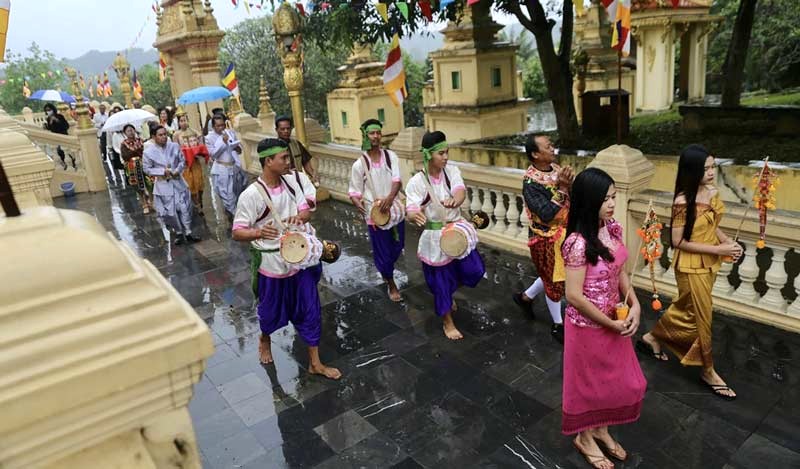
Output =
[{"x1": 561, "y1": 168, "x2": 647, "y2": 469}]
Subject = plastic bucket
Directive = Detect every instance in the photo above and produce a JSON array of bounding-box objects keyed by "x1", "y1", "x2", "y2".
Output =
[{"x1": 60, "y1": 182, "x2": 75, "y2": 197}]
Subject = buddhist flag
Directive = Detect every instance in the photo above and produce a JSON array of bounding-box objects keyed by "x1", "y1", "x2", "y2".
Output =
[
  {"x1": 383, "y1": 34, "x2": 407, "y2": 107},
  {"x1": 133, "y1": 68, "x2": 143, "y2": 100},
  {"x1": 222, "y1": 63, "x2": 239, "y2": 96},
  {"x1": 375, "y1": 2, "x2": 388, "y2": 22},
  {"x1": 602, "y1": 0, "x2": 631, "y2": 56},
  {"x1": 79, "y1": 73, "x2": 87, "y2": 90},
  {"x1": 96, "y1": 76, "x2": 104, "y2": 97},
  {"x1": 159, "y1": 52, "x2": 167, "y2": 81},
  {"x1": 22, "y1": 80, "x2": 31, "y2": 98},
  {"x1": 419, "y1": 0, "x2": 432, "y2": 20}
]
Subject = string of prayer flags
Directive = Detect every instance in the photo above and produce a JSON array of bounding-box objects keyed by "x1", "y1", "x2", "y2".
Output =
[
  {"x1": 573, "y1": 0, "x2": 584, "y2": 16},
  {"x1": 296, "y1": 2, "x2": 306, "y2": 15},
  {"x1": 467, "y1": 0, "x2": 481, "y2": 5}
]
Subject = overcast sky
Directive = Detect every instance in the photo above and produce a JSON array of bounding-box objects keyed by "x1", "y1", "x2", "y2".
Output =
[{"x1": 6, "y1": 0, "x2": 518, "y2": 59}]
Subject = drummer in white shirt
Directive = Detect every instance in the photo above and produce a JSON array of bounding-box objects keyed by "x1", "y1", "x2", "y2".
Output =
[
  {"x1": 232, "y1": 138, "x2": 341, "y2": 380},
  {"x1": 348, "y1": 119, "x2": 405, "y2": 302},
  {"x1": 405, "y1": 131, "x2": 486, "y2": 340},
  {"x1": 208, "y1": 115, "x2": 247, "y2": 222}
]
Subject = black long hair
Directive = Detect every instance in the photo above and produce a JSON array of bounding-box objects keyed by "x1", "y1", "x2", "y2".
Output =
[
  {"x1": 565, "y1": 168, "x2": 616, "y2": 265},
  {"x1": 672, "y1": 144, "x2": 710, "y2": 242}
]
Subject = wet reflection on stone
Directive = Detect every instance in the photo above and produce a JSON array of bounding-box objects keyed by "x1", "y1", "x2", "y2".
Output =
[{"x1": 54, "y1": 185, "x2": 800, "y2": 468}]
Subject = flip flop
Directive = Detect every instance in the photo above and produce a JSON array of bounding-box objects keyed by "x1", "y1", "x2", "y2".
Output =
[
  {"x1": 573, "y1": 439, "x2": 614, "y2": 469},
  {"x1": 700, "y1": 378, "x2": 737, "y2": 401},
  {"x1": 595, "y1": 439, "x2": 627, "y2": 462},
  {"x1": 636, "y1": 339, "x2": 669, "y2": 361}
]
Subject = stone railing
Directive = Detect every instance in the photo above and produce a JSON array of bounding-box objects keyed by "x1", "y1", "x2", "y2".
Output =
[
  {"x1": 18, "y1": 121, "x2": 107, "y2": 195},
  {"x1": 629, "y1": 191, "x2": 800, "y2": 333},
  {"x1": 13, "y1": 108, "x2": 48, "y2": 127}
]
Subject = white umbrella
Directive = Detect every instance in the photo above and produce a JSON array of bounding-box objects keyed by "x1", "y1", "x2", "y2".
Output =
[{"x1": 101, "y1": 109, "x2": 158, "y2": 133}]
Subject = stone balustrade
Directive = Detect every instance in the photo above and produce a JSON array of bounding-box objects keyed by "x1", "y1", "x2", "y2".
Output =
[
  {"x1": 18, "y1": 121, "x2": 107, "y2": 195},
  {"x1": 629, "y1": 191, "x2": 800, "y2": 333}
]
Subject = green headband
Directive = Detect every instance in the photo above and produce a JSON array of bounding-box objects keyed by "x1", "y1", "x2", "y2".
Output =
[
  {"x1": 361, "y1": 123, "x2": 383, "y2": 151},
  {"x1": 421, "y1": 140, "x2": 448, "y2": 165},
  {"x1": 258, "y1": 146, "x2": 287, "y2": 159}
]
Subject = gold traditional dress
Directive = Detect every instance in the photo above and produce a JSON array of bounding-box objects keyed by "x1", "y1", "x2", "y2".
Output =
[
  {"x1": 652, "y1": 193, "x2": 724, "y2": 369},
  {"x1": 174, "y1": 127, "x2": 205, "y2": 198}
]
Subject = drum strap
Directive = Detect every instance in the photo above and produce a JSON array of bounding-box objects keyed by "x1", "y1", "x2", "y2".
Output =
[{"x1": 424, "y1": 221, "x2": 444, "y2": 230}]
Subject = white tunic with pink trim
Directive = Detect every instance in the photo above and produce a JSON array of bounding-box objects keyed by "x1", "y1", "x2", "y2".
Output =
[
  {"x1": 405, "y1": 165, "x2": 467, "y2": 266},
  {"x1": 348, "y1": 149, "x2": 402, "y2": 227},
  {"x1": 232, "y1": 176, "x2": 313, "y2": 278}
]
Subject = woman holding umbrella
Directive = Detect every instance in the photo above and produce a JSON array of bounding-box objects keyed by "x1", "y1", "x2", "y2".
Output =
[{"x1": 120, "y1": 124, "x2": 154, "y2": 214}]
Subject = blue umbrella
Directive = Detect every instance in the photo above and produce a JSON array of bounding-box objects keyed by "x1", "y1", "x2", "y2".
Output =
[
  {"x1": 176, "y1": 86, "x2": 232, "y2": 105},
  {"x1": 29, "y1": 89, "x2": 77, "y2": 103}
]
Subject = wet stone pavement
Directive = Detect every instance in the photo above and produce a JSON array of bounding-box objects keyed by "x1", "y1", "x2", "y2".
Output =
[{"x1": 54, "y1": 178, "x2": 800, "y2": 469}]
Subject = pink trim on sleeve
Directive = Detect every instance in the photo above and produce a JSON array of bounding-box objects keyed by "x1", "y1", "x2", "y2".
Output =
[
  {"x1": 406, "y1": 204, "x2": 421, "y2": 212},
  {"x1": 349, "y1": 191, "x2": 362, "y2": 198},
  {"x1": 451, "y1": 184, "x2": 466, "y2": 192},
  {"x1": 232, "y1": 223, "x2": 249, "y2": 231},
  {"x1": 297, "y1": 202, "x2": 310, "y2": 211},
  {"x1": 391, "y1": 177, "x2": 402, "y2": 183}
]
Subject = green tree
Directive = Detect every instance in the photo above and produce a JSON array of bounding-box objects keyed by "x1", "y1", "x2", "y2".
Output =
[
  {"x1": 522, "y1": 57, "x2": 548, "y2": 102},
  {"x1": 218, "y1": 15, "x2": 350, "y2": 126},
  {"x1": 499, "y1": 28, "x2": 537, "y2": 63},
  {"x1": 137, "y1": 63, "x2": 173, "y2": 110},
  {"x1": 0, "y1": 43, "x2": 69, "y2": 114},
  {"x1": 707, "y1": 0, "x2": 800, "y2": 94},
  {"x1": 302, "y1": 0, "x2": 580, "y2": 144}
]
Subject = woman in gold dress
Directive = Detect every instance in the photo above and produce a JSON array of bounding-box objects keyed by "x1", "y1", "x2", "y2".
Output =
[{"x1": 639, "y1": 144, "x2": 743, "y2": 400}]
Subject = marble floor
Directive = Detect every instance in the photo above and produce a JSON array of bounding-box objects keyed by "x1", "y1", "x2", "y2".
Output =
[{"x1": 54, "y1": 175, "x2": 800, "y2": 469}]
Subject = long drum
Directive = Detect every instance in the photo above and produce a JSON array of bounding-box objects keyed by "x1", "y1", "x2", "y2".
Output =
[
  {"x1": 280, "y1": 231, "x2": 323, "y2": 269},
  {"x1": 370, "y1": 199, "x2": 405, "y2": 229},
  {"x1": 440, "y1": 220, "x2": 479, "y2": 259}
]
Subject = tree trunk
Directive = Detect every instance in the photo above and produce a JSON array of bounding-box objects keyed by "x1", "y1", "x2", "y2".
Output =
[
  {"x1": 721, "y1": 0, "x2": 758, "y2": 107},
  {"x1": 511, "y1": 0, "x2": 581, "y2": 145}
]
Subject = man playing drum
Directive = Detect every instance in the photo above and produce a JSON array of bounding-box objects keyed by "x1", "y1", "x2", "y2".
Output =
[
  {"x1": 231, "y1": 138, "x2": 341, "y2": 380},
  {"x1": 405, "y1": 131, "x2": 486, "y2": 340},
  {"x1": 512, "y1": 134, "x2": 574, "y2": 344},
  {"x1": 348, "y1": 119, "x2": 405, "y2": 302}
]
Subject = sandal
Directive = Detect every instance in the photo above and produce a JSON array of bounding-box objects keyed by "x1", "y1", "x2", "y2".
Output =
[
  {"x1": 512, "y1": 292, "x2": 535, "y2": 320},
  {"x1": 636, "y1": 339, "x2": 668, "y2": 361},
  {"x1": 595, "y1": 438, "x2": 627, "y2": 462},
  {"x1": 700, "y1": 378, "x2": 737, "y2": 401},
  {"x1": 573, "y1": 439, "x2": 614, "y2": 469}
]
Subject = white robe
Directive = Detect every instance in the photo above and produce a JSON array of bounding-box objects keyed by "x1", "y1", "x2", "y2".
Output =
[
  {"x1": 348, "y1": 149, "x2": 402, "y2": 227},
  {"x1": 405, "y1": 165, "x2": 467, "y2": 266},
  {"x1": 208, "y1": 129, "x2": 247, "y2": 215},
  {"x1": 143, "y1": 141, "x2": 193, "y2": 234}
]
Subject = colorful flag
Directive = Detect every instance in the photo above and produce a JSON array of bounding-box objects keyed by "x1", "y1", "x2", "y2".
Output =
[
  {"x1": 375, "y1": 2, "x2": 388, "y2": 22},
  {"x1": 439, "y1": 0, "x2": 454, "y2": 11},
  {"x1": 221, "y1": 63, "x2": 239, "y2": 96},
  {"x1": 602, "y1": 0, "x2": 631, "y2": 56},
  {"x1": 0, "y1": 0, "x2": 10, "y2": 63},
  {"x1": 159, "y1": 52, "x2": 168, "y2": 81},
  {"x1": 295, "y1": 2, "x2": 305, "y2": 16},
  {"x1": 89, "y1": 81, "x2": 95, "y2": 98},
  {"x1": 419, "y1": 0, "x2": 432, "y2": 20},
  {"x1": 96, "y1": 77, "x2": 104, "y2": 97},
  {"x1": 103, "y1": 72, "x2": 113, "y2": 97},
  {"x1": 133, "y1": 69, "x2": 143, "y2": 100},
  {"x1": 467, "y1": 0, "x2": 480, "y2": 5},
  {"x1": 397, "y1": 1, "x2": 409, "y2": 20},
  {"x1": 22, "y1": 80, "x2": 31, "y2": 98},
  {"x1": 573, "y1": 0, "x2": 584, "y2": 16},
  {"x1": 79, "y1": 73, "x2": 87, "y2": 90},
  {"x1": 383, "y1": 34, "x2": 407, "y2": 107}
]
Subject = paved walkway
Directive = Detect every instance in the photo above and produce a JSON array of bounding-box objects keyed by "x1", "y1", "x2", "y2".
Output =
[{"x1": 55, "y1": 179, "x2": 800, "y2": 469}]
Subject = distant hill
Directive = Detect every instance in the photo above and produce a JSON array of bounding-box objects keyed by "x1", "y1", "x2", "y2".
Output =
[{"x1": 63, "y1": 48, "x2": 159, "y2": 83}]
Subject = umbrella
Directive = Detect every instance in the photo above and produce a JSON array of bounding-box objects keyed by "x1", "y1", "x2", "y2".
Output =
[
  {"x1": 29, "y1": 89, "x2": 77, "y2": 103},
  {"x1": 176, "y1": 86, "x2": 232, "y2": 105},
  {"x1": 101, "y1": 109, "x2": 159, "y2": 133}
]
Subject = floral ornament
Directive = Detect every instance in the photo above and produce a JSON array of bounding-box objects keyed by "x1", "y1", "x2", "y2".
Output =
[
  {"x1": 636, "y1": 202, "x2": 663, "y2": 311},
  {"x1": 751, "y1": 158, "x2": 779, "y2": 249}
]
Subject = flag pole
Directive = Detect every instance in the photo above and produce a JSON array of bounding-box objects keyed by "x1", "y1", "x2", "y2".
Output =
[{"x1": 616, "y1": 51, "x2": 622, "y2": 145}]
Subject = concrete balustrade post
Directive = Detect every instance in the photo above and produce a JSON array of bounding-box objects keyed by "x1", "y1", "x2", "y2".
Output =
[
  {"x1": 388, "y1": 127, "x2": 426, "y2": 186},
  {"x1": 759, "y1": 246, "x2": 789, "y2": 312},
  {"x1": 732, "y1": 240, "x2": 760, "y2": 303},
  {"x1": 75, "y1": 128, "x2": 108, "y2": 193}
]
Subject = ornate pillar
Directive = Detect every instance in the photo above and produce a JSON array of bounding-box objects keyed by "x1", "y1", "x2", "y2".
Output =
[
  {"x1": 112, "y1": 54, "x2": 133, "y2": 109},
  {"x1": 258, "y1": 76, "x2": 276, "y2": 135},
  {"x1": 66, "y1": 68, "x2": 92, "y2": 130},
  {"x1": 634, "y1": 22, "x2": 676, "y2": 111},
  {"x1": 273, "y1": 3, "x2": 307, "y2": 145}
]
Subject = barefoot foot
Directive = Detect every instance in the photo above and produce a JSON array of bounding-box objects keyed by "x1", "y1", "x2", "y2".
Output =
[
  {"x1": 442, "y1": 313, "x2": 463, "y2": 340},
  {"x1": 387, "y1": 280, "x2": 402, "y2": 302},
  {"x1": 258, "y1": 335, "x2": 273, "y2": 364},
  {"x1": 309, "y1": 363, "x2": 342, "y2": 380}
]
